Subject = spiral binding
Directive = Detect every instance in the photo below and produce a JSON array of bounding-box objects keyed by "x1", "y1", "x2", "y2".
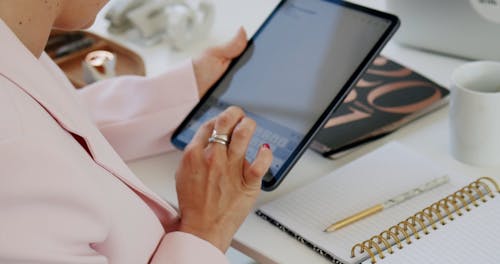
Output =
[{"x1": 350, "y1": 177, "x2": 500, "y2": 264}]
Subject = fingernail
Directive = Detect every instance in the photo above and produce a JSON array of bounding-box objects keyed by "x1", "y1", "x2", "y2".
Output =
[{"x1": 262, "y1": 143, "x2": 271, "y2": 150}]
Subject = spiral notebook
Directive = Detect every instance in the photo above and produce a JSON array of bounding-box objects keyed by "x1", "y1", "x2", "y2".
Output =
[{"x1": 256, "y1": 142, "x2": 500, "y2": 263}]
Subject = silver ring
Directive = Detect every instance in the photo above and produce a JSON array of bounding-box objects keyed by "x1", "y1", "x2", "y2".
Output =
[
  {"x1": 208, "y1": 137, "x2": 228, "y2": 145},
  {"x1": 211, "y1": 130, "x2": 230, "y2": 142},
  {"x1": 208, "y1": 130, "x2": 230, "y2": 146}
]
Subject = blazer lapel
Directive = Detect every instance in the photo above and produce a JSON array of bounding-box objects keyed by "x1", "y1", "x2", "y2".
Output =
[{"x1": 0, "y1": 20, "x2": 179, "y2": 222}]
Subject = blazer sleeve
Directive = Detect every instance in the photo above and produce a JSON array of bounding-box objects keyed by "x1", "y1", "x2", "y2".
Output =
[
  {"x1": 151, "y1": 232, "x2": 230, "y2": 264},
  {"x1": 77, "y1": 61, "x2": 199, "y2": 161}
]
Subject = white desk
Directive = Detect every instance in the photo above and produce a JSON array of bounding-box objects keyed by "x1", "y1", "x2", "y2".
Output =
[{"x1": 90, "y1": 1, "x2": 500, "y2": 263}]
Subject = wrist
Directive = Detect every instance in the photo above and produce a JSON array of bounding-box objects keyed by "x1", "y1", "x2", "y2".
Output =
[{"x1": 178, "y1": 219, "x2": 230, "y2": 252}]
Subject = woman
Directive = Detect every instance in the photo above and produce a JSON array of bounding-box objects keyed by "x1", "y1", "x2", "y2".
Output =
[{"x1": 0, "y1": 1, "x2": 272, "y2": 263}]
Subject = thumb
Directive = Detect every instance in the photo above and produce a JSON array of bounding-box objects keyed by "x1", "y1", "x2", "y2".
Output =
[{"x1": 216, "y1": 27, "x2": 248, "y2": 59}]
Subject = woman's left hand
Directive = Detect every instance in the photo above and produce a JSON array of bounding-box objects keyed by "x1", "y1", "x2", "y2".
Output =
[{"x1": 193, "y1": 27, "x2": 247, "y2": 97}]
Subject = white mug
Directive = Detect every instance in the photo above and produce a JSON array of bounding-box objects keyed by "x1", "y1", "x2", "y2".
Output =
[{"x1": 449, "y1": 61, "x2": 500, "y2": 167}]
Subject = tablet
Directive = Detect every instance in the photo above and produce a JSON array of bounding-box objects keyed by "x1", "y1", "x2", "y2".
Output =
[{"x1": 171, "y1": 0, "x2": 399, "y2": 191}]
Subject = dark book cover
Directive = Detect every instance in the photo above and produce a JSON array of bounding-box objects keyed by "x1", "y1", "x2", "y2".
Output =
[{"x1": 310, "y1": 56, "x2": 449, "y2": 158}]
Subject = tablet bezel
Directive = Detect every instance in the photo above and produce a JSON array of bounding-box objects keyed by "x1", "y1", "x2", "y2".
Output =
[{"x1": 171, "y1": 0, "x2": 400, "y2": 191}]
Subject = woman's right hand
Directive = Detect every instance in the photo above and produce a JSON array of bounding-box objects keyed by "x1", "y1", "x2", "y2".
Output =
[{"x1": 175, "y1": 106, "x2": 273, "y2": 252}]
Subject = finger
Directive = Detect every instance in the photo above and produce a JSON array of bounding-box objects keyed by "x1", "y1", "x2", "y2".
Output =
[
  {"x1": 210, "y1": 106, "x2": 245, "y2": 153},
  {"x1": 214, "y1": 27, "x2": 247, "y2": 59},
  {"x1": 244, "y1": 144, "x2": 273, "y2": 188},
  {"x1": 190, "y1": 118, "x2": 215, "y2": 149},
  {"x1": 228, "y1": 117, "x2": 256, "y2": 161}
]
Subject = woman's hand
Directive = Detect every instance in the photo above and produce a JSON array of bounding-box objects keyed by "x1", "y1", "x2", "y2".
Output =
[
  {"x1": 175, "y1": 106, "x2": 273, "y2": 252},
  {"x1": 193, "y1": 28, "x2": 247, "y2": 97}
]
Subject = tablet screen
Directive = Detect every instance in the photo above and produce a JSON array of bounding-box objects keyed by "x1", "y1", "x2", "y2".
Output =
[{"x1": 172, "y1": 0, "x2": 399, "y2": 191}]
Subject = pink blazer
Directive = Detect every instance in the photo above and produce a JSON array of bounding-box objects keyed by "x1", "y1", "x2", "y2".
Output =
[{"x1": 0, "y1": 20, "x2": 228, "y2": 263}]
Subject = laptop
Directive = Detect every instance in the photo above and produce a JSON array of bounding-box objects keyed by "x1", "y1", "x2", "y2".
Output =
[{"x1": 386, "y1": 0, "x2": 500, "y2": 61}]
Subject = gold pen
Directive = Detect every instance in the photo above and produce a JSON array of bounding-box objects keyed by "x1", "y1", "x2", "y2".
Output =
[{"x1": 324, "y1": 175, "x2": 450, "y2": 233}]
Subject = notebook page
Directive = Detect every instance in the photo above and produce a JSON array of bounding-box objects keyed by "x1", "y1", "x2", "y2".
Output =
[
  {"x1": 258, "y1": 142, "x2": 471, "y2": 264},
  {"x1": 369, "y1": 195, "x2": 500, "y2": 263}
]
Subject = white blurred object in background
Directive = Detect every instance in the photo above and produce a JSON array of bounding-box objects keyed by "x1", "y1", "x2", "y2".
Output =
[
  {"x1": 386, "y1": 0, "x2": 500, "y2": 60},
  {"x1": 105, "y1": 0, "x2": 214, "y2": 50}
]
